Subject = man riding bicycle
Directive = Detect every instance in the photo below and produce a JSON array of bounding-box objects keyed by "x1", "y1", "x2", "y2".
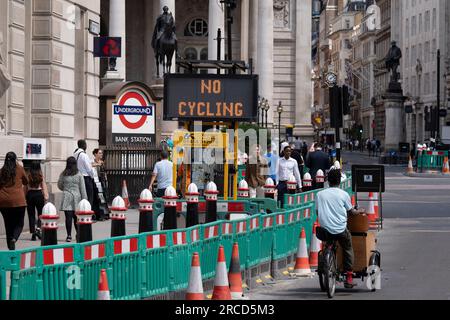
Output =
[{"x1": 316, "y1": 169, "x2": 366, "y2": 288}]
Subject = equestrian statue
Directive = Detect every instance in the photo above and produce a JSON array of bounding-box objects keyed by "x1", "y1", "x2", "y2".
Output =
[{"x1": 152, "y1": 6, "x2": 178, "y2": 78}]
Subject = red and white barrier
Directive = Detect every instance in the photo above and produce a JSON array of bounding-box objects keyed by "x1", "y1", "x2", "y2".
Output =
[
  {"x1": 146, "y1": 234, "x2": 167, "y2": 249},
  {"x1": 43, "y1": 248, "x2": 74, "y2": 265},
  {"x1": 84, "y1": 244, "x2": 106, "y2": 261},
  {"x1": 113, "y1": 238, "x2": 138, "y2": 255},
  {"x1": 20, "y1": 252, "x2": 37, "y2": 270}
]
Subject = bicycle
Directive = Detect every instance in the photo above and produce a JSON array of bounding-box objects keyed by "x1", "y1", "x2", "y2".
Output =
[{"x1": 317, "y1": 226, "x2": 382, "y2": 299}]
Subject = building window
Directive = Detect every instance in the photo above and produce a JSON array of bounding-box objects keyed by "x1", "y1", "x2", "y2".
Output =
[{"x1": 184, "y1": 19, "x2": 208, "y2": 37}]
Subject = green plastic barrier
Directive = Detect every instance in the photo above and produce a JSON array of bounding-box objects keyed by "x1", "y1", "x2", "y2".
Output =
[
  {"x1": 220, "y1": 221, "x2": 235, "y2": 270},
  {"x1": 250, "y1": 198, "x2": 278, "y2": 214},
  {"x1": 247, "y1": 215, "x2": 262, "y2": 268},
  {"x1": 231, "y1": 218, "x2": 250, "y2": 271},
  {"x1": 78, "y1": 240, "x2": 109, "y2": 300},
  {"x1": 9, "y1": 249, "x2": 39, "y2": 300},
  {"x1": 417, "y1": 151, "x2": 448, "y2": 172},
  {"x1": 199, "y1": 222, "x2": 221, "y2": 280},
  {"x1": 140, "y1": 231, "x2": 170, "y2": 298},
  {"x1": 168, "y1": 230, "x2": 191, "y2": 292},
  {"x1": 260, "y1": 215, "x2": 275, "y2": 264}
]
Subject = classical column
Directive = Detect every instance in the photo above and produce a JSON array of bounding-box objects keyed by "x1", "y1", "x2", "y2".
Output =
[
  {"x1": 249, "y1": 0, "x2": 258, "y2": 70},
  {"x1": 294, "y1": 0, "x2": 314, "y2": 139},
  {"x1": 257, "y1": 0, "x2": 274, "y2": 126},
  {"x1": 108, "y1": 0, "x2": 126, "y2": 80},
  {"x1": 208, "y1": 0, "x2": 225, "y2": 62},
  {"x1": 240, "y1": 0, "x2": 250, "y2": 62}
]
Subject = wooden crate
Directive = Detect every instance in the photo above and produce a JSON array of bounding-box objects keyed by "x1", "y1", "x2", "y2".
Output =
[{"x1": 337, "y1": 232, "x2": 376, "y2": 272}]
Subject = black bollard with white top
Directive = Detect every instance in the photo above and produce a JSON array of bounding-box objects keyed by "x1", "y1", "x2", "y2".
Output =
[
  {"x1": 40, "y1": 203, "x2": 59, "y2": 246},
  {"x1": 264, "y1": 178, "x2": 276, "y2": 200},
  {"x1": 302, "y1": 173, "x2": 313, "y2": 193},
  {"x1": 138, "y1": 189, "x2": 154, "y2": 233},
  {"x1": 205, "y1": 182, "x2": 219, "y2": 223},
  {"x1": 186, "y1": 183, "x2": 200, "y2": 228},
  {"x1": 238, "y1": 180, "x2": 250, "y2": 199},
  {"x1": 287, "y1": 175, "x2": 297, "y2": 195},
  {"x1": 110, "y1": 196, "x2": 127, "y2": 237},
  {"x1": 76, "y1": 199, "x2": 94, "y2": 243},
  {"x1": 315, "y1": 170, "x2": 325, "y2": 190},
  {"x1": 163, "y1": 186, "x2": 178, "y2": 230}
]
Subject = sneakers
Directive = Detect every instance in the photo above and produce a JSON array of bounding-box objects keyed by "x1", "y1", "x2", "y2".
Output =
[
  {"x1": 31, "y1": 234, "x2": 37, "y2": 241},
  {"x1": 66, "y1": 236, "x2": 72, "y2": 243},
  {"x1": 7, "y1": 239, "x2": 16, "y2": 251},
  {"x1": 344, "y1": 271, "x2": 355, "y2": 289}
]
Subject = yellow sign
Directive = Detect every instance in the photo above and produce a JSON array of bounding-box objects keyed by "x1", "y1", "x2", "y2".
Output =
[{"x1": 173, "y1": 131, "x2": 225, "y2": 148}]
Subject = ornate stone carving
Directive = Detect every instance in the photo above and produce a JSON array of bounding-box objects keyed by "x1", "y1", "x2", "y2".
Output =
[{"x1": 274, "y1": 0, "x2": 290, "y2": 29}]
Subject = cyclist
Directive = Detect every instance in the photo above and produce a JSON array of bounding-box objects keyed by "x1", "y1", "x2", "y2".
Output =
[{"x1": 316, "y1": 169, "x2": 366, "y2": 288}]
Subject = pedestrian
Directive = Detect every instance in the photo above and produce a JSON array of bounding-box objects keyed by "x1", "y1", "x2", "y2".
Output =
[
  {"x1": 149, "y1": 150, "x2": 173, "y2": 198},
  {"x1": 25, "y1": 161, "x2": 48, "y2": 241},
  {"x1": 349, "y1": 140, "x2": 353, "y2": 152},
  {"x1": 376, "y1": 139, "x2": 381, "y2": 156},
  {"x1": 58, "y1": 157, "x2": 88, "y2": 242},
  {"x1": 366, "y1": 139, "x2": 372, "y2": 157},
  {"x1": 264, "y1": 143, "x2": 279, "y2": 182},
  {"x1": 316, "y1": 169, "x2": 366, "y2": 288},
  {"x1": 290, "y1": 143, "x2": 305, "y2": 179},
  {"x1": 92, "y1": 149, "x2": 109, "y2": 221},
  {"x1": 246, "y1": 145, "x2": 269, "y2": 198},
  {"x1": 301, "y1": 141, "x2": 309, "y2": 160},
  {"x1": 0, "y1": 152, "x2": 28, "y2": 250},
  {"x1": 305, "y1": 143, "x2": 332, "y2": 190},
  {"x1": 371, "y1": 139, "x2": 377, "y2": 157},
  {"x1": 74, "y1": 140, "x2": 95, "y2": 207},
  {"x1": 354, "y1": 140, "x2": 359, "y2": 152},
  {"x1": 276, "y1": 146, "x2": 302, "y2": 208},
  {"x1": 294, "y1": 137, "x2": 302, "y2": 151}
]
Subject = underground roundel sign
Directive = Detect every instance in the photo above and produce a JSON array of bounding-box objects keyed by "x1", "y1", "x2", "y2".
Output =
[{"x1": 112, "y1": 90, "x2": 156, "y2": 144}]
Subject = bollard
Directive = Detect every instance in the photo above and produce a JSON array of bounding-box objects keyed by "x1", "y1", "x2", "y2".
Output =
[
  {"x1": 110, "y1": 196, "x2": 127, "y2": 237},
  {"x1": 40, "y1": 203, "x2": 59, "y2": 246},
  {"x1": 163, "y1": 186, "x2": 178, "y2": 230},
  {"x1": 76, "y1": 199, "x2": 94, "y2": 243},
  {"x1": 205, "y1": 182, "x2": 219, "y2": 223},
  {"x1": 264, "y1": 178, "x2": 276, "y2": 200},
  {"x1": 138, "y1": 189, "x2": 154, "y2": 233},
  {"x1": 315, "y1": 169, "x2": 325, "y2": 189},
  {"x1": 238, "y1": 180, "x2": 250, "y2": 198},
  {"x1": 287, "y1": 175, "x2": 297, "y2": 195},
  {"x1": 302, "y1": 173, "x2": 313, "y2": 193},
  {"x1": 186, "y1": 183, "x2": 200, "y2": 228}
]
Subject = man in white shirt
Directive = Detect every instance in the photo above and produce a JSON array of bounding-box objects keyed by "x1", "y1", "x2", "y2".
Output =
[
  {"x1": 74, "y1": 140, "x2": 95, "y2": 207},
  {"x1": 149, "y1": 151, "x2": 174, "y2": 198},
  {"x1": 276, "y1": 146, "x2": 302, "y2": 208},
  {"x1": 316, "y1": 169, "x2": 365, "y2": 288}
]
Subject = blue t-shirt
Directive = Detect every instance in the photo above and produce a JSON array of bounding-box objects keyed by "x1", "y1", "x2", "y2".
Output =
[
  {"x1": 153, "y1": 160, "x2": 173, "y2": 190},
  {"x1": 316, "y1": 188, "x2": 353, "y2": 235},
  {"x1": 265, "y1": 153, "x2": 278, "y2": 181}
]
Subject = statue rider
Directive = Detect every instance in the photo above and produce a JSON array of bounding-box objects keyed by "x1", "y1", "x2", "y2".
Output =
[
  {"x1": 385, "y1": 41, "x2": 402, "y2": 82},
  {"x1": 152, "y1": 6, "x2": 177, "y2": 55}
]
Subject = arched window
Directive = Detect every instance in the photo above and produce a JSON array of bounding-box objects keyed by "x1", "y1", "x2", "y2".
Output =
[
  {"x1": 200, "y1": 48, "x2": 208, "y2": 60},
  {"x1": 184, "y1": 47, "x2": 197, "y2": 60},
  {"x1": 184, "y1": 18, "x2": 208, "y2": 37}
]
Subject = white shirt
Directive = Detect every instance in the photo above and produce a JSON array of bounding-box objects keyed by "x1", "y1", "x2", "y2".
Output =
[
  {"x1": 317, "y1": 187, "x2": 353, "y2": 235},
  {"x1": 74, "y1": 149, "x2": 94, "y2": 178},
  {"x1": 277, "y1": 157, "x2": 302, "y2": 188}
]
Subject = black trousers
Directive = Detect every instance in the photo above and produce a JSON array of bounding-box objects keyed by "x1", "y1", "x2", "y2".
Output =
[
  {"x1": 64, "y1": 211, "x2": 78, "y2": 237},
  {"x1": 156, "y1": 189, "x2": 167, "y2": 198},
  {"x1": 0, "y1": 207, "x2": 26, "y2": 243},
  {"x1": 26, "y1": 190, "x2": 45, "y2": 234},
  {"x1": 84, "y1": 176, "x2": 94, "y2": 206},
  {"x1": 277, "y1": 182, "x2": 288, "y2": 208},
  {"x1": 320, "y1": 228, "x2": 354, "y2": 272}
]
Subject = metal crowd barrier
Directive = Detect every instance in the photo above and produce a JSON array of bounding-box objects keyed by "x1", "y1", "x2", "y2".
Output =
[{"x1": 0, "y1": 177, "x2": 352, "y2": 300}]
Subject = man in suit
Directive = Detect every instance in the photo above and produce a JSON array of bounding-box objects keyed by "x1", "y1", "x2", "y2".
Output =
[{"x1": 305, "y1": 143, "x2": 332, "y2": 190}]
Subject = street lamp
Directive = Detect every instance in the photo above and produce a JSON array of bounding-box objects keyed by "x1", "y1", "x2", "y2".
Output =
[
  {"x1": 257, "y1": 97, "x2": 262, "y2": 127},
  {"x1": 277, "y1": 101, "x2": 284, "y2": 151},
  {"x1": 264, "y1": 100, "x2": 270, "y2": 128}
]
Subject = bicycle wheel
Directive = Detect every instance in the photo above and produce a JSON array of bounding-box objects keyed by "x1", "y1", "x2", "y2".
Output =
[
  {"x1": 318, "y1": 251, "x2": 326, "y2": 292},
  {"x1": 324, "y1": 251, "x2": 336, "y2": 298},
  {"x1": 318, "y1": 272, "x2": 326, "y2": 292}
]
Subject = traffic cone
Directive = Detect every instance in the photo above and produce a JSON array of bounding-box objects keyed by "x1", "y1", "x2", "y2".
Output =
[
  {"x1": 406, "y1": 156, "x2": 414, "y2": 174},
  {"x1": 367, "y1": 192, "x2": 377, "y2": 225},
  {"x1": 370, "y1": 192, "x2": 379, "y2": 229},
  {"x1": 309, "y1": 223, "x2": 320, "y2": 269},
  {"x1": 97, "y1": 269, "x2": 110, "y2": 300},
  {"x1": 228, "y1": 243, "x2": 244, "y2": 300},
  {"x1": 442, "y1": 157, "x2": 450, "y2": 175},
  {"x1": 186, "y1": 253, "x2": 204, "y2": 300},
  {"x1": 351, "y1": 195, "x2": 356, "y2": 207},
  {"x1": 212, "y1": 246, "x2": 231, "y2": 300},
  {"x1": 122, "y1": 180, "x2": 130, "y2": 208},
  {"x1": 293, "y1": 228, "x2": 312, "y2": 276}
]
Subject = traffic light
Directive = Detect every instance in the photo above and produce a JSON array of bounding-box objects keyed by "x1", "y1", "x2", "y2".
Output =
[
  {"x1": 94, "y1": 37, "x2": 122, "y2": 58},
  {"x1": 329, "y1": 86, "x2": 343, "y2": 128}
]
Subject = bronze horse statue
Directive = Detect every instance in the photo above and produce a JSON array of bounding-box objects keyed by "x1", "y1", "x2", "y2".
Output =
[{"x1": 153, "y1": 10, "x2": 177, "y2": 78}]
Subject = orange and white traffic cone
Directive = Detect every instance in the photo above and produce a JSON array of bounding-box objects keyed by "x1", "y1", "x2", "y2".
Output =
[
  {"x1": 367, "y1": 192, "x2": 377, "y2": 227},
  {"x1": 228, "y1": 243, "x2": 244, "y2": 300},
  {"x1": 370, "y1": 192, "x2": 379, "y2": 229},
  {"x1": 309, "y1": 223, "x2": 321, "y2": 269},
  {"x1": 97, "y1": 269, "x2": 110, "y2": 300},
  {"x1": 351, "y1": 194, "x2": 356, "y2": 207},
  {"x1": 212, "y1": 245, "x2": 231, "y2": 300},
  {"x1": 406, "y1": 156, "x2": 414, "y2": 174},
  {"x1": 122, "y1": 180, "x2": 130, "y2": 208},
  {"x1": 186, "y1": 252, "x2": 204, "y2": 300},
  {"x1": 293, "y1": 228, "x2": 312, "y2": 276},
  {"x1": 442, "y1": 157, "x2": 450, "y2": 175}
]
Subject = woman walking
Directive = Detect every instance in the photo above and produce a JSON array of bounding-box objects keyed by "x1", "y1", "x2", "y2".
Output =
[
  {"x1": 25, "y1": 161, "x2": 49, "y2": 241},
  {"x1": 58, "y1": 157, "x2": 87, "y2": 242},
  {"x1": 0, "y1": 152, "x2": 28, "y2": 250},
  {"x1": 92, "y1": 149, "x2": 109, "y2": 221}
]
